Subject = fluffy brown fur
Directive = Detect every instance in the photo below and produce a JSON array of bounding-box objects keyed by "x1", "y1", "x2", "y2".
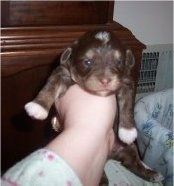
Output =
[{"x1": 25, "y1": 30, "x2": 163, "y2": 184}]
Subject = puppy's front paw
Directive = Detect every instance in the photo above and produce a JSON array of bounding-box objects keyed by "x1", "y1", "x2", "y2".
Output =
[
  {"x1": 118, "y1": 127, "x2": 137, "y2": 144},
  {"x1": 25, "y1": 102, "x2": 48, "y2": 120}
]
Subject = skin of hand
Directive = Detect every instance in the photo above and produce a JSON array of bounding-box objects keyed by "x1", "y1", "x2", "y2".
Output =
[{"x1": 46, "y1": 84, "x2": 117, "y2": 186}]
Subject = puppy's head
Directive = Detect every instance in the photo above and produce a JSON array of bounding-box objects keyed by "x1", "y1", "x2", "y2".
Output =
[{"x1": 61, "y1": 30, "x2": 135, "y2": 96}]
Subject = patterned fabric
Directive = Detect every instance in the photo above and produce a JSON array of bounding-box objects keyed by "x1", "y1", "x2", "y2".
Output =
[
  {"x1": 1, "y1": 149, "x2": 83, "y2": 186},
  {"x1": 134, "y1": 89, "x2": 173, "y2": 186}
]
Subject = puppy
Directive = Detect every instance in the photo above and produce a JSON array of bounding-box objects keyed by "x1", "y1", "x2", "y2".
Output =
[{"x1": 25, "y1": 30, "x2": 163, "y2": 184}]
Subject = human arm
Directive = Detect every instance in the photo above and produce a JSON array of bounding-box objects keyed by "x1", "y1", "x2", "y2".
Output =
[{"x1": 46, "y1": 84, "x2": 117, "y2": 186}]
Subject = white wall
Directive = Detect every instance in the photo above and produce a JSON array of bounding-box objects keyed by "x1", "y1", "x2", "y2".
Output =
[{"x1": 113, "y1": 1, "x2": 173, "y2": 45}]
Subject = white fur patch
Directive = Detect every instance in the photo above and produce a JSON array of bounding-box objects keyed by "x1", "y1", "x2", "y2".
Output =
[
  {"x1": 114, "y1": 50, "x2": 121, "y2": 59},
  {"x1": 25, "y1": 102, "x2": 48, "y2": 120},
  {"x1": 95, "y1": 31, "x2": 110, "y2": 44},
  {"x1": 118, "y1": 127, "x2": 137, "y2": 144},
  {"x1": 86, "y1": 50, "x2": 94, "y2": 59}
]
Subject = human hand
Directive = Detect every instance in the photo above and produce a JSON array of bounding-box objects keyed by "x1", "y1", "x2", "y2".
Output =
[{"x1": 56, "y1": 84, "x2": 117, "y2": 134}]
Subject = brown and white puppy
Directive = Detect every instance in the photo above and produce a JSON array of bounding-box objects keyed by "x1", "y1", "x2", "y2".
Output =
[
  {"x1": 25, "y1": 30, "x2": 163, "y2": 184},
  {"x1": 25, "y1": 30, "x2": 136, "y2": 144}
]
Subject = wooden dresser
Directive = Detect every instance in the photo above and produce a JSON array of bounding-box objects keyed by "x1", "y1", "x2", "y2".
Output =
[{"x1": 1, "y1": 1, "x2": 145, "y2": 172}]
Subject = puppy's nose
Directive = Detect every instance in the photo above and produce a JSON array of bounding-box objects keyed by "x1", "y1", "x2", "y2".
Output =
[{"x1": 99, "y1": 78, "x2": 111, "y2": 85}]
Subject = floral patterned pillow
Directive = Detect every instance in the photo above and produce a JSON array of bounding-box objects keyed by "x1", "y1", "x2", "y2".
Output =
[{"x1": 134, "y1": 89, "x2": 173, "y2": 186}]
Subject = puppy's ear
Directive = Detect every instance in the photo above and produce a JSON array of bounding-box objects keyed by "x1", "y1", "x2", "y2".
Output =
[
  {"x1": 60, "y1": 47, "x2": 72, "y2": 65},
  {"x1": 125, "y1": 49, "x2": 135, "y2": 69}
]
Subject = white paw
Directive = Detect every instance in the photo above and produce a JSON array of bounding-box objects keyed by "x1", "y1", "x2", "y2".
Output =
[
  {"x1": 25, "y1": 102, "x2": 48, "y2": 120},
  {"x1": 118, "y1": 127, "x2": 137, "y2": 144}
]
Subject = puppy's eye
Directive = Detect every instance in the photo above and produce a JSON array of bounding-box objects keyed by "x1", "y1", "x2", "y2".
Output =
[{"x1": 84, "y1": 59, "x2": 94, "y2": 67}]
